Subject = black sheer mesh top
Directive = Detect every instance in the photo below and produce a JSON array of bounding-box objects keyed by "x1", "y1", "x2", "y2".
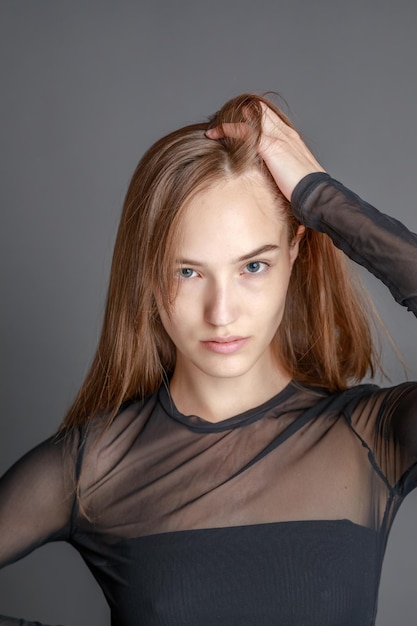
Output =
[{"x1": 1, "y1": 173, "x2": 417, "y2": 626}]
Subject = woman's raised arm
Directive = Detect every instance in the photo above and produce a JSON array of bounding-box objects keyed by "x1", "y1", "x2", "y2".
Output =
[{"x1": 207, "y1": 102, "x2": 417, "y2": 314}]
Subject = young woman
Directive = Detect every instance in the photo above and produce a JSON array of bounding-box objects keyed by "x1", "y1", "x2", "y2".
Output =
[{"x1": 1, "y1": 94, "x2": 417, "y2": 626}]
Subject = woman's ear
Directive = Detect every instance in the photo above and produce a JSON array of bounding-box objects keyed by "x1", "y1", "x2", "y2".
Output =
[{"x1": 289, "y1": 225, "x2": 305, "y2": 267}]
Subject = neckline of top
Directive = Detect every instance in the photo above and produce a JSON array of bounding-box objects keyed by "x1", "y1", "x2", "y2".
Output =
[{"x1": 157, "y1": 380, "x2": 302, "y2": 433}]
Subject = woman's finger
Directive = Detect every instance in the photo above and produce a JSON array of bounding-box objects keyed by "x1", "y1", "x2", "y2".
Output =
[
  {"x1": 205, "y1": 101, "x2": 325, "y2": 200},
  {"x1": 205, "y1": 122, "x2": 253, "y2": 140}
]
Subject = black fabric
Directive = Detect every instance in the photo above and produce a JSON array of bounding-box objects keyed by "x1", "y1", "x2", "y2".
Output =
[
  {"x1": 2, "y1": 173, "x2": 417, "y2": 625},
  {"x1": 107, "y1": 521, "x2": 378, "y2": 626}
]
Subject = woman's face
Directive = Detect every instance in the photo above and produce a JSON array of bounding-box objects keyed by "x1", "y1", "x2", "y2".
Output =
[{"x1": 157, "y1": 173, "x2": 302, "y2": 390}]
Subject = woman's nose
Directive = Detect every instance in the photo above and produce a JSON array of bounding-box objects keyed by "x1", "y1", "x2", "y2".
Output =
[{"x1": 204, "y1": 282, "x2": 239, "y2": 327}]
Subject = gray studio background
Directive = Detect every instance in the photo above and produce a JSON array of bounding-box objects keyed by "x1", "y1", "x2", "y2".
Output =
[{"x1": 1, "y1": 1, "x2": 417, "y2": 624}]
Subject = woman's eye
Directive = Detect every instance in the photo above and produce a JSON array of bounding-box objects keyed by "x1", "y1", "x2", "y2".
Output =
[
  {"x1": 178, "y1": 267, "x2": 196, "y2": 279},
  {"x1": 244, "y1": 261, "x2": 267, "y2": 274}
]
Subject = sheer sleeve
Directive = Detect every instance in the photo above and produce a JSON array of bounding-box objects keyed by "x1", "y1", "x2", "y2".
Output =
[
  {"x1": 0, "y1": 430, "x2": 80, "y2": 626},
  {"x1": 376, "y1": 383, "x2": 417, "y2": 495},
  {"x1": 291, "y1": 172, "x2": 417, "y2": 495},
  {"x1": 291, "y1": 172, "x2": 417, "y2": 315}
]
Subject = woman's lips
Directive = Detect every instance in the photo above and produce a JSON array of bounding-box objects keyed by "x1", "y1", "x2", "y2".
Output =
[{"x1": 201, "y1": 337, "x2": 249, "y2": 354}]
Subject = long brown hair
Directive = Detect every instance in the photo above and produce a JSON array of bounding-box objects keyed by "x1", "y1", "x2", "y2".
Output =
[{"x1": 61, "y1": 93, "x2": 379, "y2": 430}]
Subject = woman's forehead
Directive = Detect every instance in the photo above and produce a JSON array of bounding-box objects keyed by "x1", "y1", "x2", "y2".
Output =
[{"x1": 177, "y1": 174, "x2": 288, "y2": 262}]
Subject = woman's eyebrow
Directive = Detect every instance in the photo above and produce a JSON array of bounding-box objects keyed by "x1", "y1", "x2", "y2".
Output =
[
  {"x1": 236, "y1": 244, "x2": 280, "y2": 262},
  {"x1": 177, "y1": 244, "x2": 280, "y2": 267}
]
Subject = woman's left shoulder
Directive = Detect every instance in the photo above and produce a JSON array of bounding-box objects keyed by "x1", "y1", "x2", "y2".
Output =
[{"x1": 334, "y1": 380, "x2": 417, "y2": 433}]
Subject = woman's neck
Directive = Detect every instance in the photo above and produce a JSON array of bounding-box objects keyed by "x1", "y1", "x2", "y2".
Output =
[{"x1": 169, "y1": 359, "x2": 291, "y2": 423}]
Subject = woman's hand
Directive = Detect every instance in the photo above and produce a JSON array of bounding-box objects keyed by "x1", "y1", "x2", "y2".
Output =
[{"x1": 206, "y1": 102, "x2": 326, "y2": 201}]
